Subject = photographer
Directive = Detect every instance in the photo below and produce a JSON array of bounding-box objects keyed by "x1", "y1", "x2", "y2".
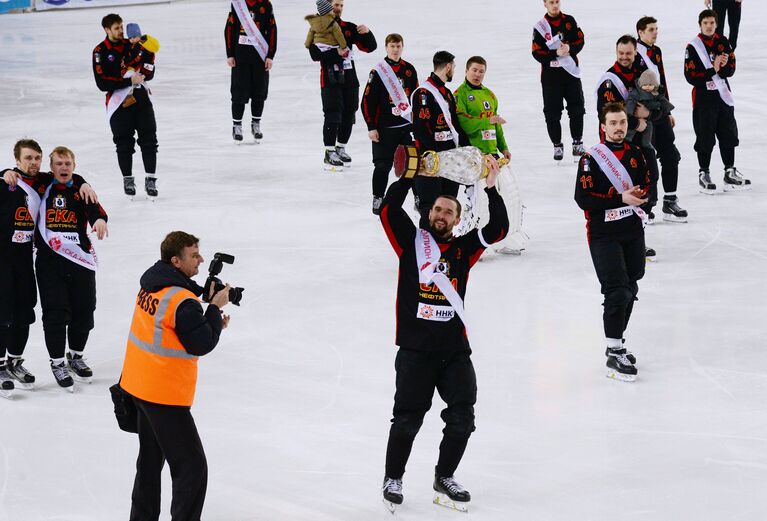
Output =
[{"x1": 119, "y1": 231, "x2": 231, "y2": 521}]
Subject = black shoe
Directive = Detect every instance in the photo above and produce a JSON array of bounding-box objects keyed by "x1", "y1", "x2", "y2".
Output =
[
  {"x1": 0, "y1": 366, "x2": 15, "y2": 392},
  {"x1": 123, "y1": 176, "x2": 136, "y2": 197},
  {"x1": 323, "y1": 149, "x2": 344, "y2": 171},
  {"x1": 605, "y1": 341, "x2": 636, "y2": 365},
  {"x1": 433, "y1": 472, "x2": 471, "y2": 502},
  {"x1": 606, "y1": 348, "x2": 637, "y2": 381},
  {"x1": 336, "y1": 146, "x2": 352, "y2": 163},
  {"x1": 7, "y1": 357, "x2": 35, "y2": 386},
  {"x1": 66, "y1": 352, "x2": 93, "y2": 382},
  {"x1": 572, "y1": 140, "x2": 585, "y2": 157},
  {"x1": 645, "y1": 247, "x2": 656, "y2": 261},
  {"x1": 382, "y1": 477, "x2": 403, "y2": 505},
  {"x1": 50, "y1": 360, "x2": 74, "y2": 389},
  {"x1": 698, "y1": 169, "x2": 716, "y2": 194},
  {"x1": 144, "y1": 176, "x2": 158, "y2": 198},
  {"x1": 251, "y1": 119, "x2": 263, "y2": 140},
  {"x1": 553, "y1": 143, "x2": 564, "y2": 161},
  {"x1": 372, "y1": 196, "x2": 383, "y2": 215},
  {"x1": 723, "y1": 167, "x2": 751, "y2": 191},
  {"x1": 232, "y1": 123, "x2": 243, "y2": 142},
  {"x1": 662, "y1": 195, "x2": 688, "y2": 223}
]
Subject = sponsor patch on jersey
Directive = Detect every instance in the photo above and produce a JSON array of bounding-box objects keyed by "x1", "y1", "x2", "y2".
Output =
[
  {"x1": 417, "y1": 302, "x2": 455, "y2": 322},
  {"x1": 435, "y1": 131, "x2": 453, "y2": 142},
  {"x1": 12, "y1": 230, "x2": 33, "y2": 244},
  {"x1": 706, "y1": 81, "x2": 717, "y2": 91},
  {"x1": 550, "y1": 60, "x2": 561, "y2": 67},
  {"x1": 483, "y1": 100, "x2": 491, "y2": 110},
  {"x1": 605, "y1": 206, "x2": 634, "y2": 222},
  {"x1": 144, "y1": 63, "x2": 154, "y2": 71},
  {"x1": 60, "y1": 232, "x2": 80, "y2": 244},
  {"x1": 481, "y1": 129, "x2": 496, "y2": 141}
]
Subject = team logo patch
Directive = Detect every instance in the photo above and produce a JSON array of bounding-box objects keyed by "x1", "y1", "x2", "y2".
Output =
[
  {"x1": 94, "y1": 53, "x2": 100, "y2": 63},
  {"x1": 53, "y1": 195, "x2": 66, "y2": 209},
  {"x1": 630, "y1": 158, "x2": 638, "y2": 168},
  {"x1": 605, "y1": 80, "x2": 612, "y2": 89},
  {"x1": 49, "y1": 236, "x2": 62, "y2": 252},
  {"x1": 108, "y1": 54, "x2": 115, "y2": 62},
  {"x1": 483, "y1": 100, "x2": 491, "y2": 110},
  {"x1": 468, "y1": 94, "x2": 475, "y2": 101},
  {"x1": 144, "y1": 63, "x2": 154, "y2": 71},
  {"x1": 420, "y1": 93, "x2": 428, "y2": 106},
  {"x1": 405, "y1": 69, "x2": 412, "y2": 77}
]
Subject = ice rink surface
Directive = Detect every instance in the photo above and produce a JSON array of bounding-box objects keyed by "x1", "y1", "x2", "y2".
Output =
[{"x1": 1, "y1": 0, "x2": 766, "y2": 519}]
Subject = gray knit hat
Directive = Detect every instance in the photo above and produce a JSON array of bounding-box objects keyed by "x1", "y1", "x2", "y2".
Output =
[
  {"x1": 637, "y1": 69, "x2": 659, "y2": 91},
  {"x1": 316, "y1": 0, "x2": 333, "y2": 16}
]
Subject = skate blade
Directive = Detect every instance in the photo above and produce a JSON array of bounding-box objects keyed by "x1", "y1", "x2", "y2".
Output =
[
  {"x1": 723, "y1": 184, "x2": 751, "y2": 192},
  {"x1": 324, "y1": 165, "x2": 344, "y2": 173},
  {"x1": 0, "y1": 388, "x2": 14, "y2": 399},
  {"x1": 382, "y1": 498, "x2": 398, "y2": 514},
  {"x1": 12, "y1": 381, "x2": 34, "y2": 391},
  {"x1": 125, "y1": 195, "x2": 135, "y2": 201},
  {"x1": 698, "y1": 187, "x2": 717, "y2": 195},
  {"x1": 71, "y1": 374, "x2": 92, "y2": 384},
  {"x1": 606, "y1": 370, "x2": 636, "y2": 382},
  {"x1": 59, "y1": 385, "x2": 74, "y2": 393},
  {"x1": 645, "y1": 256, "x2": 657, "y2": 263},
  {"x1": 433, "y1": 492, "x2": 469, "y2": 512},
  {"x1": 496, "y1": 247, "x2": 523, "y2": 255},
  {"x1": 146, "y1": 195, "x2": 158, "y2": 202},
  {"x1": 662, "y1": 214, "x2": 687, "y2": 223}
]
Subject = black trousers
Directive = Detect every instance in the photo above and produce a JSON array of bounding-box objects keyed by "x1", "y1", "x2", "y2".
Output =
[
  {"x1": 693, "y1": 100, "x2": 739, "y2": 169},
  {"x1": 652, "y1": 116, "x2": 681, "y2": 194},
  {"x1": 321, "y1": 81, "x2": 359, "y2": 147},
  {"x1": 414, "y1": 177, "x2": 460, "y2": 218},
  {"x1": 35, "y1": 253, "x2": 96, "y2": 360},
  {"x1": 130, "y1": 397, "x2": 207, "y2": 521},
  {"x1": 0, "y1": 248, "x2": 35, "y2": 358},
  {"x1": 639, "y1": 146, "x2": 660, "y2": 212},
  {"x1": 541, "y1": 71, "x2": 585, "y2": 144},
  {"x1": 589, "y1": 233, "x2": 645, "y2": 340},
  {"x1": 230, "y1": 63, "x2": 269, "y2": 119},
  {"x1": 713, "y1": 0, "x2": 742, "y2": 49},
  {"x1": 385, "y1": 348, "x2": 477, "y2": 480},
  {"x1": 110, "y1": 94, "x2": 157, "y2": 178},
  {"x1": 372, "y1": 126, "x2": 413, "y2": 198}
]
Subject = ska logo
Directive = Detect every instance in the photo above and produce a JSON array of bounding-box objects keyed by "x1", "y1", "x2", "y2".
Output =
[
  {"x1": 53, "y1": 195, "x2": 66, "y2": 210},
  {"x1": 136, "y1": 289, "x2": 160, "y2": 316},
  {"x1": 437, "y1": 114, "x2": 446, "y2": 125},
  {"x1": 483, "y1": 100, "x2": 491, "y2": 110}
]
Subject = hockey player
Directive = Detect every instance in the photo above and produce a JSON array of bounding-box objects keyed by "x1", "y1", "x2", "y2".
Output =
[
  {"x1": 93, "y1": 13, "x2": 158, "y2": 199},
  {"x1": 361, "y1": 33, "x2": 418, "y2": 215},
  {"x1": 532, "y1": 0, "x2": 586, "y2": 161},
  {"x1": 1, "y1": 140, "x2": 98, "y2": 395},
  {"x1": 574, "y1": 103, "x2": 651, "y2": 382},
  {"x1": 685, "y1": 9, "x2": 749, "y2": 192},
  {"x1": 308, "y1": 0, "x2": 376, "y2": 171},
  {"x1": 35, "y1": 147, "x2": 108, "y2": 390},
  {"x1": 225, "y1": 0, "x2": 277, "y2": 143},
  {"x1": 379, "y1": 163, "x2": 507, "y2": 512},
  {"x1": 412, "y1": 51, "x2": 470, "y2": 216},
  {"x1": 634, "y1": 16, "x2": 688, "y2": 223}
]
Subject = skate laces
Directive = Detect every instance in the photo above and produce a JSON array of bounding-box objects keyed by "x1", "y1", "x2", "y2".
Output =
[
  {"x1": 69, "y1": 356, "x2": 89, "y2": 372},
  {"x1": 51, "y1": 362, "x2": 70, "y2": 380},
  {"x1": 607, "y1": 349, "x2": 633, "y2": 366},
  {"x1": 383, "y1": 478, "x2": 402, "y2": 494},
  {"x1": 438, "y1": 476, "x2": 466, "y2": 494},
  {"x1": 9, "y1": 359, "x2": 32, "y2": 378}
]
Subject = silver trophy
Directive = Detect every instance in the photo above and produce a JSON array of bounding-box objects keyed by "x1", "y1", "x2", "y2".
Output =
[{"x1": 395, "y1": 145, "x2": 508, "y2": 184}]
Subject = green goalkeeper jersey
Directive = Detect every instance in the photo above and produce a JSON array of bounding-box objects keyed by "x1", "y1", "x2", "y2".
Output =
[{"x1": 454, "y1": 80, "x2": 508, "y2": 155}]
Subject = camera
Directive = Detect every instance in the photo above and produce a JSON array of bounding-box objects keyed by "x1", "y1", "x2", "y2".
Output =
[{"x1": 202, "y1": 253, "x2": 244, "y2": 306}]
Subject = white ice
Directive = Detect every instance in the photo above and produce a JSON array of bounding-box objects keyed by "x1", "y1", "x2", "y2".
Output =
[{"x1": 1, "y1": 0, "x2": 766, "y2": 519}]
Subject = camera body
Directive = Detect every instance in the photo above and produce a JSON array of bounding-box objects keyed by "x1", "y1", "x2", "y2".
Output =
[{"x1": 202, "y1": 253, "x2": 244, "y2": 306}]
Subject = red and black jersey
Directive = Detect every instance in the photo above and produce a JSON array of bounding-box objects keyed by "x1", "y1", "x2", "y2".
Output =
[
  {"x1": 225, "y1": 0, "x2": 277, "y2": 64},
  {"x1": 531, "y1": 12, "x2": 584, "y2": 75},
  {"x1": 596, "y1": 62, "x2": 642, "y2": 133},
  {"x1": 361, "y1": 57, "x2": 418, "y2": 131},
  {"x1": 0, "y1": 170, "x2": 46, "y2": 254},
  {"x1": 35, "y1": 176, "x2": 108, "y2": 256},
  {"x1": 412, "y1": 73, "x2": 470, "y2": 154},
  {"x1": 684, "y1": 33, "x2": 736, "y2": 108},
  {"x1": 309, "y1": 18, "x2": 377, "y2": 88},
  {"x1": 379, "y1": 177, "x2": 508, "y2": 352},
  {"x1": 634, "y1": 41, "x2": 670, "y2": 100},
  {"x1": 574, "y1": 141, "x2": 650, "y2": 241},
  {"x1": 93, "y1": 37, "x2": 132, "y2": 95}
]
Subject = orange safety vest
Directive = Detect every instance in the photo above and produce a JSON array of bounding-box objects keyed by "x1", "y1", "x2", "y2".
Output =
[{"x1": 120, "y1": 286, "x2": 200, "y2": 406}]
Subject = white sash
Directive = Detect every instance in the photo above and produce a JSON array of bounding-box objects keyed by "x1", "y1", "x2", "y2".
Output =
[
  {"x1": 414, "y1": 80, "x2": 460, "y2": 147},
  {"x1": 315, "y1": 43, "x2": 354, "y2": 70},
  {"x1": 374, "y1": 60, "x2": 412, "y2": 123},
  {"x1": 106, "y1": 70, "x2": 134, "y2": 122},
  {"x1": 689, "y1": 36, "x2": 734, "y2": 107},
  {"x1": 534, "y1": 17, "x2": 581, "y2": 78},
  {"x1": 589, "y1": 144, "x2": 648, "y2": 226},
  {"x1": 636, "y1": 42, "x2": 660, "y2": 81},
  {"x1": 415, "y1": 228, "x2": 469, "y2": 330},
  {"x1": 16, "y1": 179, "x2": 41, "y2": 225},
  {"x1": 595, "y1": 71, "x2": 629, "y2": 103},
  {"x1": 38, "y1": 184, "x2": 98, "y2": 271},
  {"x1": 232, "y1": 0, "x2": 269, "y2": 62}
]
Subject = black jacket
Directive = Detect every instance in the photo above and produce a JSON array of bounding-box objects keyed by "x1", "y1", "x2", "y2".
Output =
[{"x1": 139, "y1": 260, "x2": 223, "y2": 356}]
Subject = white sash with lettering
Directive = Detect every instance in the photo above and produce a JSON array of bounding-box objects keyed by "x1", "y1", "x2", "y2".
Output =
[
  {"x1": 374, "y1": 60, "x2": 412, "y2": 123},
  {"x1": 38, "y1": 184, "x2": 98, "y2": 271},
  {"x1": 232, "y1": 0, "x2": 269, "y2": 62},
  {"x1": 10, "y1": 179, "x2": 41, "y2": 244},
  {"x1": 534, "y1": 17, "x2": 581, "y2": 78},
  {"x1": 415, "y1": 228, "x2": 469, "y2": 330},
  {"x1": 589, "y1": 144, "x2": 648, "y2": 226},
  {"x1": 595, "y1": 72, "x2": 629, "y2": 103},
  {"x1": 690, "y1": 36, "x2": 734, "y2": 107},
  {"x1": 636, "y1": 42, "x2": 660, "y2": 81},
  {"x1": 106, "y1": 70, "x2": 134, "y2": 122},
  {"x1": 413, "y1": 80, "x2": 460, "y2": 147}
]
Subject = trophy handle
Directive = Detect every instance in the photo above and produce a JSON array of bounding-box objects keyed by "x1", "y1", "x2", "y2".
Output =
[{"x1": 419, "y1": 150, "x2": 440, "y2": 177}]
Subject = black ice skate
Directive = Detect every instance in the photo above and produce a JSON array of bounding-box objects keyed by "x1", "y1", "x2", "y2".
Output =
[
  {"x1": 553, "y1": 143, "x2": 564, "y2": 162},
  {"x1": 382, "y1": 477, "x2": 403, "y2": 513},
  {"x1": 50, "y1": 360, "x2": 74, "y2": 391},
  {"x1": 336, "y1": 145, "x2": 352, "y2": 164},
  {"x1": 572, "y1": 140, "x2": 586, "y2": 161},
  {"x1": 645, "y1": 246, "x2": 657, "y2": 262},
  {"x1": 324, "y1": 149, "x2": 344, "y2": 172},
  {"x1": 123, "y1": 176, "x2": 136, "y2": 200},
  {"x1": 723, "y1": 167, "x2": 751, "y2": 192},
  {"x1": 0, "y1": 365, "x2": 15, "y2": 399},
  {"x1": 433, "y1": 472, "x2": 471, "y2": 512},
  {"x1": 646, "y1": 211, "x2": 656, "y2": 225},
  {"x1": 67, "y1": 352, "x2": 93, "y2": 383},
  {"x1": 7, "y1": 357, "x2": 35, "y2": 390},
  {"x1": 251, "y1": 119, "x2": 263, "y2": 141},
  {"x1": 145, "y1": 176, "x2": 158, "y2": 200},
  {"x1": 698, "y1": 169, "x2": 716, "y2": 195},
  {"x1": 232, "y1": 122, "x2": 243, "y2": 142},
  {"x1": 372, "y1": 196, "x2": 383, "y2": 216},
  {"x1": 606, "y1": 347, "x2": 637, "y2": 382},
  {"x1": 605, "y1": 339, "x2": 636, "y2": 365},
  {"x1": 662, "y1": 195, "x2": 688, "y2": 223}
]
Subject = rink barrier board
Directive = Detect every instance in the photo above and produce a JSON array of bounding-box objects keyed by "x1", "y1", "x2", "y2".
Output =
[
  {"x1": 0, "y1": 0, "x2": 32, "y2": 14},
  {"x1": 33, "y1": 0, "x2": 174, "y2": 12}
]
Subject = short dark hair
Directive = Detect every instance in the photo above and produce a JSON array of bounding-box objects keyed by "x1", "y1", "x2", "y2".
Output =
[
  {"x1": 433, "y1": 51, "x2": 455, "y2": 70},
  {"x1": 466, "y1": 56, "x2": 486, "y2": 69},
  {"x1": 636, "y1": 16, "x2": 657, "y2": 34},
  {"x1": 699, "y1": 9, "x2": 718, "y2": 25},
  {"x1": 616, "y1": 34, "x2": 637, "y2": 48},
  {"x1": 13, "y1": 139, "x2": 42, "y2": 160},
  {"x1": 433, "y1": 195, "x2": 462, "y2": 218},
  {"x1": 161, "y1": 231, "x2": 200, "y2": 263},
  {"x1": 385, "y1": 33, "x2": 403, "y2": 45},
  {"x1": 101, "y1": 13, "x2": 122, "y2": 29},
  {"x1": 599, "y1": 102, "x2": 627, "y2": 124}
]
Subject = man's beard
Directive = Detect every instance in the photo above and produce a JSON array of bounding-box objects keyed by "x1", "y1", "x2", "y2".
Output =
[
  {"x1": 446, "y1": 71, "x2": 453, "y2": 82},
  {"x1": 430, "y1": 218, "x2": 453, "y2": 237}
]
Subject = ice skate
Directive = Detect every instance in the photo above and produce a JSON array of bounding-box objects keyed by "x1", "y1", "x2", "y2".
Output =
[
  {"x1": 646, "y1": 211, "x2": 656, "y2": 225},
  {"x1": 662, "y1": 195, "x2": 687, "y2": 223},
  {"x1": 0, "y1": 365, "x2": 15, "y2": 399},
  {"x1": 251, "y1": 119, "x2": 263, "y2": 142},
  {"x1": 50, "y1": 360, "x2": 74, "y2": 392},
  {"x1": 433, "y1": 472, "x2": 470, "y2": 512},
  {"x1": 232, "y1": 122, "x2": 243, "y2": 142},
  {"x1": 698, "y1": 169, "x2": 716, "y2": 195},
  {"x1": 605, "y1": 340, "x2": 636, "y2": 365},
  {"x1": 66, "y1": 352, "x2": 93, "y2": 384},
  {"x1": 144, "y1": 176, "x2": 158, "y2": 200},
  {"x1": 123, "y1": 175, "x2": 136, "y2": 200},
  {"x1": 645, "y1": 246, "x2": 657, "y2": 262},
  {"x1": 323, "y1": 149, "x2": 344, "y2": 172},
  {"x1": 372, "y1": 196, "x2": 383, "y2": 216},
  {"x1": 553, "y1": 143, "x2": 564, "y2": 162},
  {"x1": 723, "y1": 167, "x2": 751, "y2": 192},
  {"x1": 7, "y1": 357, "x2": 35, "y2": 390},
  {"x1": 382, "y1": 477, "x2": 403, "y2": 513},
  {"x1": 336, "y1": 145, "x2": 352, "y2": 164},
  {"x1": 572, "y1": 139, "x2": 585, "y2": 161},
  {"x1": 606, "y1": 348, "x2": 637, "y2": 382}
]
